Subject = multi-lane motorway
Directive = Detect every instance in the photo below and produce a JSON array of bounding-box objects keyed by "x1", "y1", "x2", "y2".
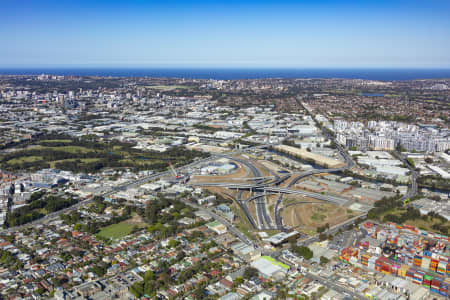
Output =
[
  {"x1": 227, "y1": 156, "x2": 274, "y2": 230},
  {"x1": 192, "y1": 182, "x2": 351, "y2": 205}
]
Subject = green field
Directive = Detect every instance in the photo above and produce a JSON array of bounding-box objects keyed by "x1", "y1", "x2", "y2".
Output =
[
  {"x1": 49, "y1": 158, "x2": 100, "y2": 168},
  {"x1": 35, "y1": 145, "x2": 95, "y2": 153},
  {"x1": 40, "y1": 139, "x2": 73, "y2": 143},
  {"x1": 97, "y1": 222, "x2": 135, "y2": 239},
  {"x1": 7, "y1": 156, "x2": 43, "y2": 165}
]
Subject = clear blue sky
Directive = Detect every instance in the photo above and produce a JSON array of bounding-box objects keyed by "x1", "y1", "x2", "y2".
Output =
[{"x1": 1, "y1": 0, "x2": 450, "y2": 68}]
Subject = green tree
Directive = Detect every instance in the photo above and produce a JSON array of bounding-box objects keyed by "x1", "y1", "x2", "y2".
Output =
[
  {"x1": 168, "y1": 239, "x2": 180, "y2": 248},
  {"x1": 243, "y1": 267, "x2": 259, "y2": 279},
  {"x1": 320, "y1": 256, "x2": 330, "y2": 265},
  {"x1": 294, "y1": 246, "x2": 313, "y2": 260}
]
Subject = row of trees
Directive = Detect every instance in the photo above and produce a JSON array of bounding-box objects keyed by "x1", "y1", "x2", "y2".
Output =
[{"x1": 417, "y1": 175, "x2": 450, "y2": 191}]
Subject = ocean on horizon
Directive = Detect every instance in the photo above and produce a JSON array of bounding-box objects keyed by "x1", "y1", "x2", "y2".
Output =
[{"x1": 1, "y1": 68, "x2": 450, "y2": 81}]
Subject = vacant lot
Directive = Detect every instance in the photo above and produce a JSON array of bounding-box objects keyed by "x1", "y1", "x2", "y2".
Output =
[{"x1": 282, "y1": 202, "x2": 353, "y2": 233}]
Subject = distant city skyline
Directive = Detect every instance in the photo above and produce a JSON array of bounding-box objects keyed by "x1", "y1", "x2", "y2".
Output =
[{"x1": 1, "y1": 0, "x2": 450, "y2": 68}]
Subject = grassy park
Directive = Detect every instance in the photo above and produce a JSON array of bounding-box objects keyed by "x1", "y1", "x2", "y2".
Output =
[
  {"x1": 97, "y1": 222, "x2": 135, "y2": 240},
  {"x1": 1, "y1": 134, "x2": 208, "y2": 173}
]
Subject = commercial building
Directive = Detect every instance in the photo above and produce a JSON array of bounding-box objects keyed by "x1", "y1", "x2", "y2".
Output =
[
  {"x1": 275, "y1": 145, "x2": 344, "y2": 168},
  {"x1": 251, "y1": 256, "x2": 289, "y2": 280}
]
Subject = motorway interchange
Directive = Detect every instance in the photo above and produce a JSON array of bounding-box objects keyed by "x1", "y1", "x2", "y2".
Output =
[
  {"x1": 191, "y1": 143, "x2": 356, "y2": 231},
  {"x1": 3, "y1": 140, "x2": 418, "y2": 238},
  {"x1": 192, "y1": 140, "x2": 419, "y2": 233}
]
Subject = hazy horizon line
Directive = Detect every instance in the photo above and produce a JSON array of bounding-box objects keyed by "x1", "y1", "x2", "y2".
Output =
[{"x1": 2, "y1": 65, "x2": 450, "y2": 70}]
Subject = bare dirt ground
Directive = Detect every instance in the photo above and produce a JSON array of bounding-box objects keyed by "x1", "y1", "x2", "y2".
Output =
[
  {"x1": 239, "y1": 191, "x2": 251, "y2": 201},
  {"x1": 282, "y1": 202, "x2": 353, "y2": 232},
  {"x1": 125, "y1": 214, "x2": 147, "y2": 227},
  {"x1": 280, "y1": 173, "x2": 329, "y2": 188},
  {"x1": 259, "y1": 160, "x2": 291, "y2": 173}
]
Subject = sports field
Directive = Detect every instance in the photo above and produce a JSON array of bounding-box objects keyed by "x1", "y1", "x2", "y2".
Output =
[{"x1": 97, "y1": 222, "x2": 135, "y2": 239}]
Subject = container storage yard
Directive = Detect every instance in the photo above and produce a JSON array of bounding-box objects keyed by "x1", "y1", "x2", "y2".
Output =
[{"x1": 340, "y1": 222, "x2": 449, "y2": 297}]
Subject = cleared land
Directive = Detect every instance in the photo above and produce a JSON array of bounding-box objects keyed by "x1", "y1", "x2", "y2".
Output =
[
  {"x1": 282, "y1": 202, "x2": 354, "y2": 233},
  {"x1": 259, "y1": 159, "x2": 290, "y2": 173}
]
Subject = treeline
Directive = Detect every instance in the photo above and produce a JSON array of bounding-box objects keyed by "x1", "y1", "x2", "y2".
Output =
[
  {"x1": 417, "y1": 175, "x2": 450, "y2": 191},
  {"x1": 368, "y1": 195, "x2": 448, "y2": 235},
  {"x1": 341, "y1": 169, "x2": 400, "y2": 186},
  {"x1": 367, "y1": 195, "x2": 403, "y2": 220},
  {"x1": 5, "y1": 195, "x2": 78, "y2": 227},
  {"x1": 383, "y1": 208, "x2": 448, "y2": 235}
]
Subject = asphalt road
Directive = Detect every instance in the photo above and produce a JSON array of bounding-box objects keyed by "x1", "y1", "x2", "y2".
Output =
[
  {"x1": 306, "y1": 273, "x2": 366, "y2": 300},
  {"x1": 193, "y1": 182, "x2": 351, "y2": 206},
  {"x1": 224, "y1": 156, "x2": 274, "y2": 230}
]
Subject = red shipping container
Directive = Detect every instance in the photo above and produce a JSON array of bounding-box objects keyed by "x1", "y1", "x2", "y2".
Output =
[
  {"x1": 431, "y1": 279, "x2": 441, "y2": 289},
  {"x1": 382, "y1": 263, "x2": 391, "y2": 272}
]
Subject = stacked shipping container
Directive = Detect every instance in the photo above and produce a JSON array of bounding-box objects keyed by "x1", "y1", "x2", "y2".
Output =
[{"x1": 341, "y1": 248, "x2": 450, "y2": 297}]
